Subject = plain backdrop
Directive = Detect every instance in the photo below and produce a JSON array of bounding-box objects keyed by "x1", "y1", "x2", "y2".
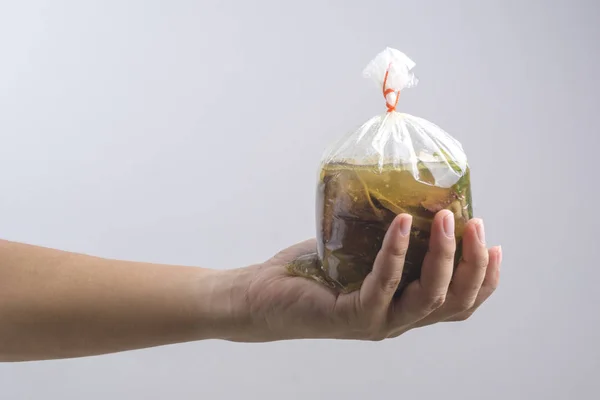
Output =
[{"x1": 1, "y1": 1, "x2": 598, "y2": 399}]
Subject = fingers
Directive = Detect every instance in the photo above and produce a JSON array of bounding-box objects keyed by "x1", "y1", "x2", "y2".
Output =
[
  {"x1": 332, "y1": 210, "x2": 500, "y2": 342},
  {"x1": 409, "y1": 219, "x2": 489, "y2": 327},
  {"x1": 360, "y1": 214, "x2": 412, "y2": 310},
  {"x1": 390, "y1": 210, "x2": 456, "y2": 325},
  {"x1": 445, "y1": 245, "x2": 501, "y2": 322},
  {"x1": 436, "y1": 219, "x2": 489, "y2": 315},
  {"x1": 445, "y1": 219, "x2": 488, "y2": 311}
]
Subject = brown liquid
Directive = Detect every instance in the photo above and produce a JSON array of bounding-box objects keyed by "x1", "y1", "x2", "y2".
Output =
[{"x1": 313, "y1": 162, "x2": 473, "y2": 295}]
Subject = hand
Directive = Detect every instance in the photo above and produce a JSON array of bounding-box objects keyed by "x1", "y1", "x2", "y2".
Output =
[{"x1": 231, "y1": 210, "x2": 501, "y2": 342}]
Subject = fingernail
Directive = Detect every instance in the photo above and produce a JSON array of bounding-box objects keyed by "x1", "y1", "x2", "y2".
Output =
[
  {"x1": 443, "y1": 212, "x2": 455, "y2": 237},
  {"x1": 399, "y1": 215, "x2": 412, "y2": 236},
  {"x1": 497, "y1": 245, "x2": 503, "y2": 265},
  {"x1": 476, "y1": 220, "x2": 486, "y2": 244}
]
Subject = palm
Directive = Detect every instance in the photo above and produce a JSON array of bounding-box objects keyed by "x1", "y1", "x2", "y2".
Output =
[{"x1": 244, "y1": 239, "x2": 350, "y2": 340}]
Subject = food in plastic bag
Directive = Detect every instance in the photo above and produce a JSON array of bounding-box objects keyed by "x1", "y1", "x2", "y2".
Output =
[{"x1": 291, "y1": 47, "x2": 473, "y2": 296}]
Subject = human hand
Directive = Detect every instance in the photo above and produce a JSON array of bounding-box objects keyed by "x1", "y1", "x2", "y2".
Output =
[
  {"x1": 228, "y1": 210, "x2": 501, "y2": 342},
  {"x1": 0, "y1": 210, "x2": 500, "y2": 361}
]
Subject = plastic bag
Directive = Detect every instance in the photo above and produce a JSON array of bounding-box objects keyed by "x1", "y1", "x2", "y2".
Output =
[{"x1": 302, "y1": 47, "x2": 473, "y2": 295}]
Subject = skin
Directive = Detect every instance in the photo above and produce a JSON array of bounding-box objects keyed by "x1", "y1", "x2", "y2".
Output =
[{"x1": 0, "y1": 210, "x2": 501, "y2": 362}]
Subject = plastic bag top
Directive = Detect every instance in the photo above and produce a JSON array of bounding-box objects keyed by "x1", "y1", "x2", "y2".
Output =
[
  {"x1": 363, "y1": 47, "x2": 419, "y2": 112},
  {"x1": 321, "y1": 47, "x2": 468, "y2": 189}
]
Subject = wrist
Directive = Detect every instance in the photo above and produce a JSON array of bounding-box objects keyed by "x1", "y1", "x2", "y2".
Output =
[{"x1": 195, "y1": 266, "x2": 257, "y2": 342}]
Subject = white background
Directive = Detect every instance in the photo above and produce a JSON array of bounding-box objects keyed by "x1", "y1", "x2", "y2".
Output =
[{"x1": 1, "y1": 1, "x2": 598, "y2": 399}]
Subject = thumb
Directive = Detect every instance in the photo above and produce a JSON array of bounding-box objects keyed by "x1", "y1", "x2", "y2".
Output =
[{"x1": 360, "y1": 214, "x2": 412, "y2": 310}]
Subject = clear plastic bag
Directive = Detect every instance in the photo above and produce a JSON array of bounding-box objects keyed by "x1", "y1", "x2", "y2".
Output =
[{"x1": 304, "y1": 47, "x2": 473, "y2": 295}]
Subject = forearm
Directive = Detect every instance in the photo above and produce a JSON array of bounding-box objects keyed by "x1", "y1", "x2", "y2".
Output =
[{"x1": 0, "y1": 239, "x2": 250, "y2": 362}]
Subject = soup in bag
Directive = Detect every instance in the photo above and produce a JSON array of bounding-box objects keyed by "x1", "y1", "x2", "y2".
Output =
[{"x1": 291, "y1": 48, "x2": 472, "y2": 296}]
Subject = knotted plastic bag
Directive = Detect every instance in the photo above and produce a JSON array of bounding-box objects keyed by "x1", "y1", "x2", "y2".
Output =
[{"x1": 290, "y1": 47, "x2": 473, "y2": 295}]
